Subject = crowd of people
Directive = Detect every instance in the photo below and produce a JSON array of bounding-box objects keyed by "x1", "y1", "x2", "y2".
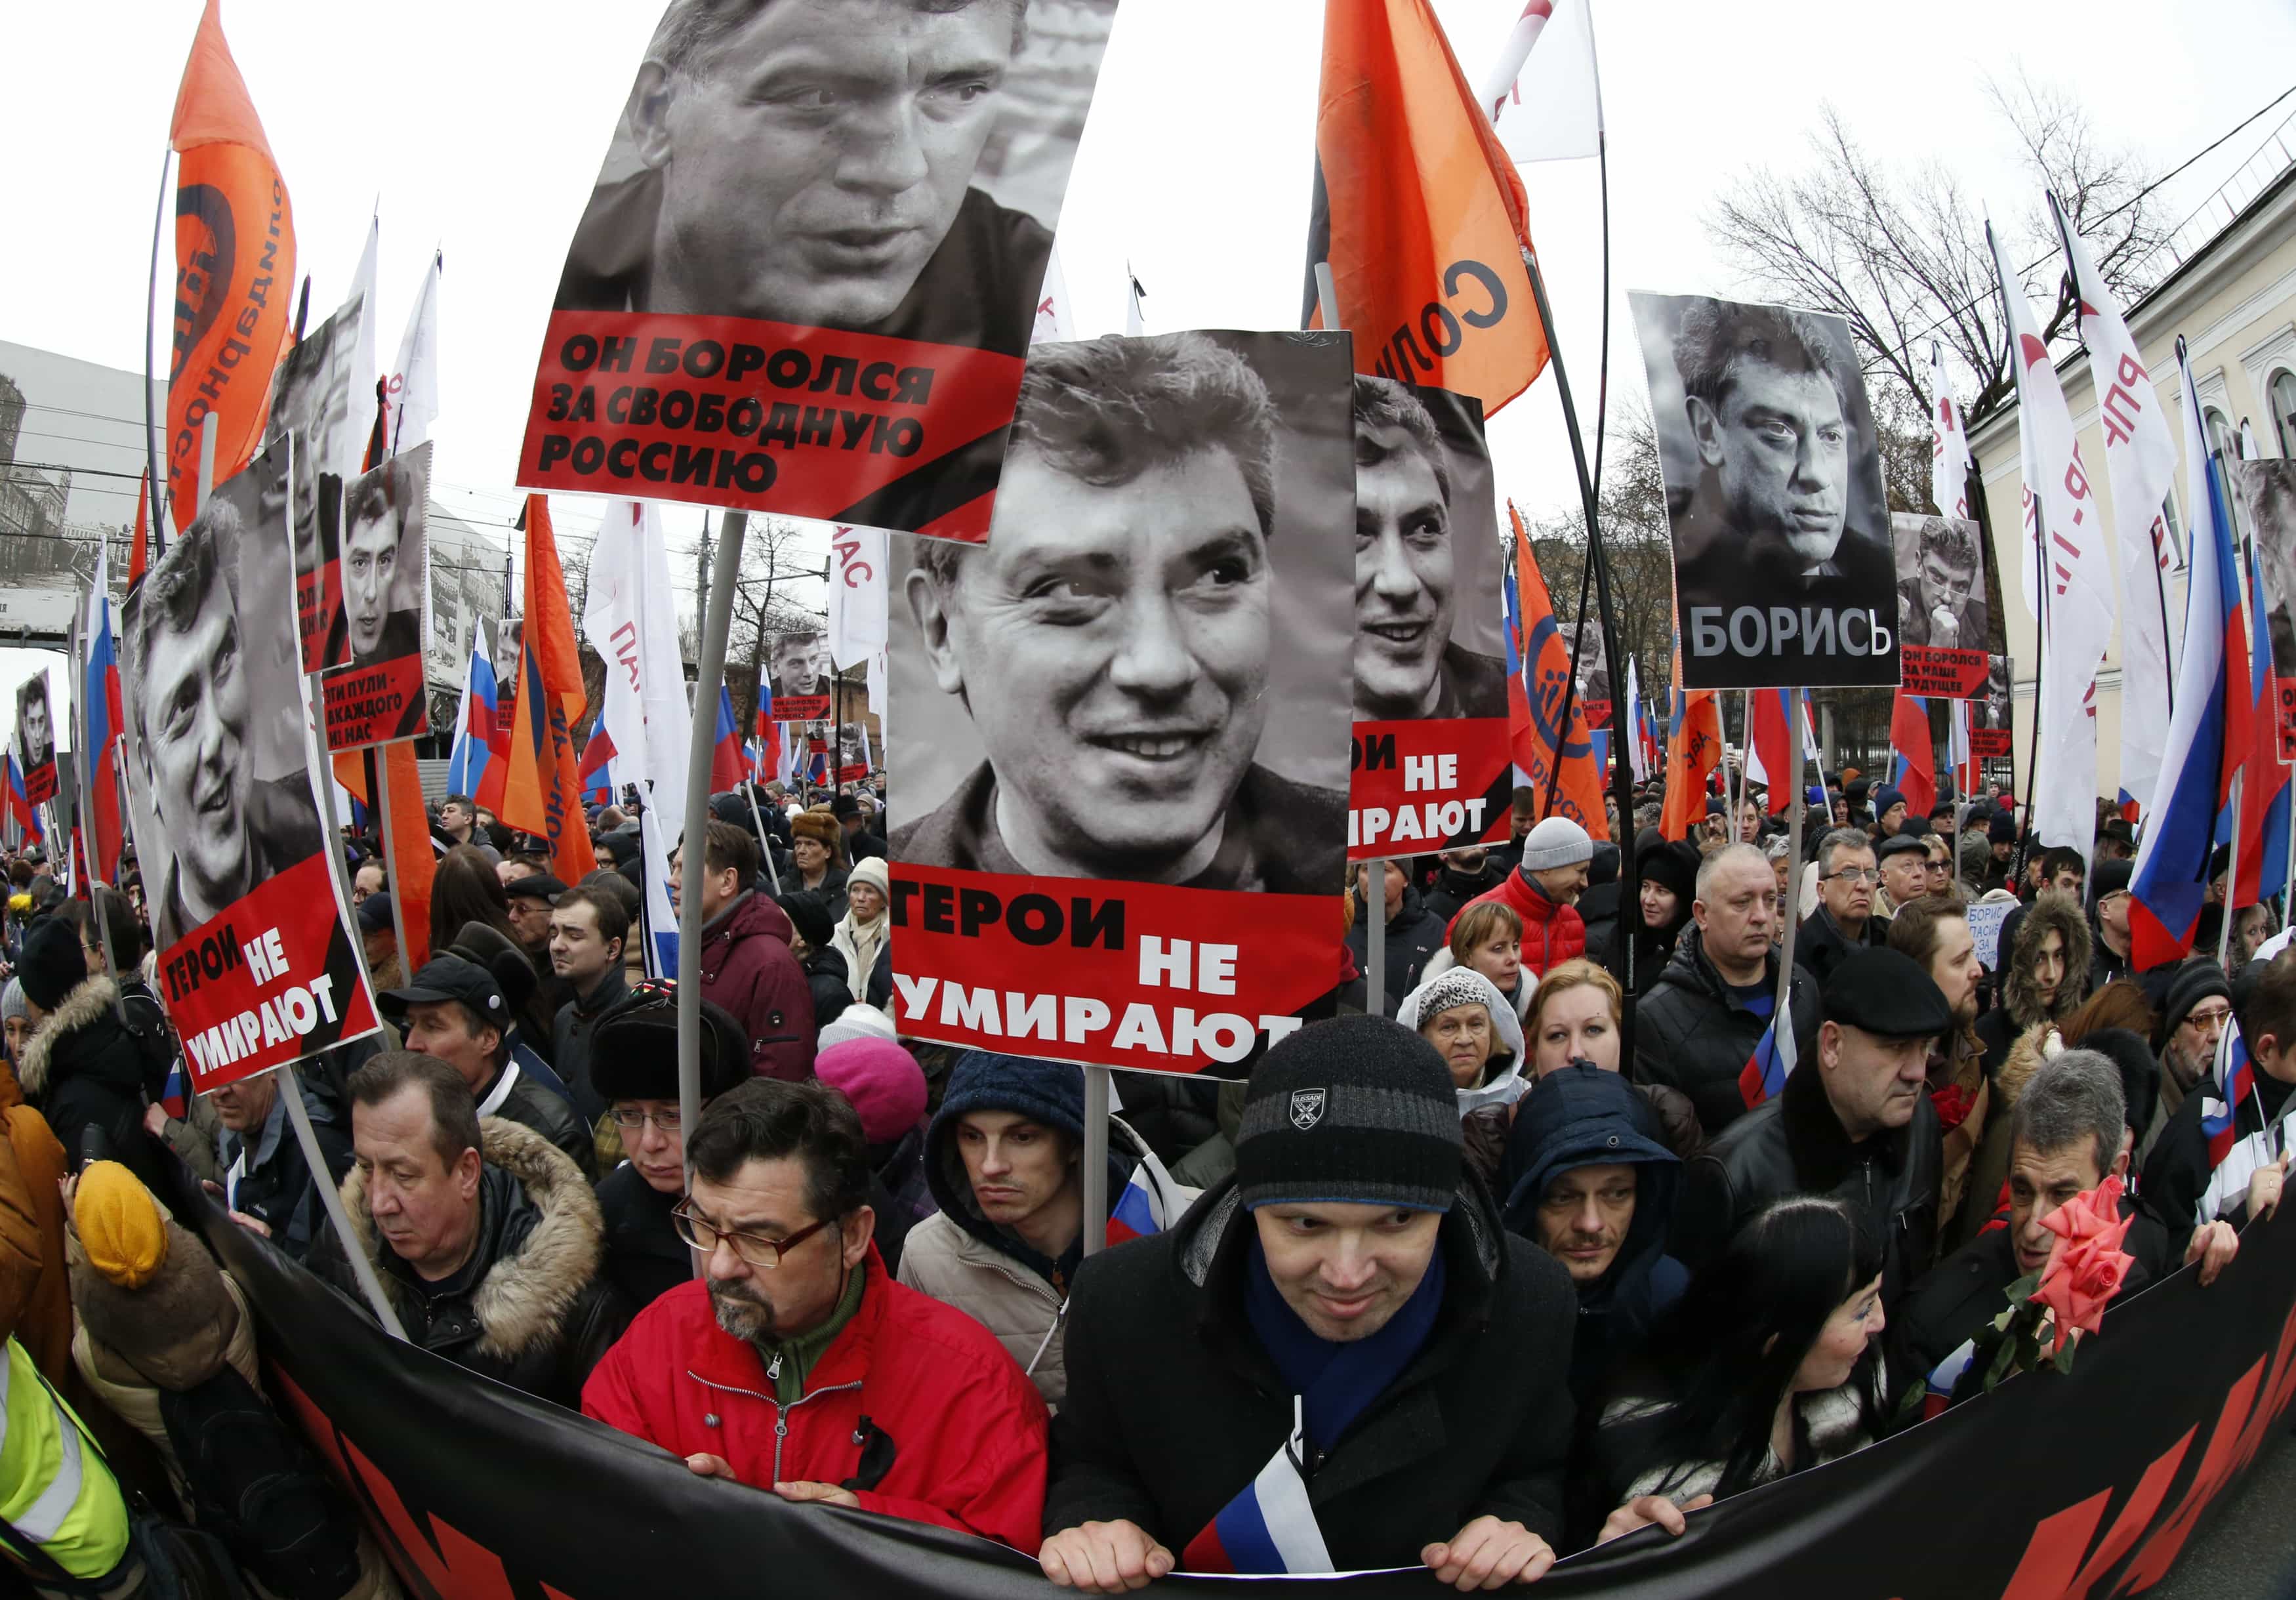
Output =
[{"x1": 0, "y1": 760, "x2": 2284, "y2": 1595}]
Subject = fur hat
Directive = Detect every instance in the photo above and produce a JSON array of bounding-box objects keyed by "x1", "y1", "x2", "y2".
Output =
[{"x1": 790, "y1": 809, "x2": 841, "y2": 849}]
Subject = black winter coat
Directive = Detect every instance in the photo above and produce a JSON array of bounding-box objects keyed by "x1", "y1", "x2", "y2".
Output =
[
  {"x1": 17, "y1": 975, "x2": 167, "y2": 1192},
  {"x1": 222, "y1": 1073, "x2": 356, "y2": 1263},
  {"x1": 1673, "y1": 1052, "x2": 1942, "y2": 1312},
  {"x1": 1794, "y1": 905, "x2": 1889, "y2": 987},
  {"x1": 1344, "y1": 884, "x2": 1448, "y2": 1015},
  {"x1": 314, "y1": 1117, "x2": 630, "y2": 1408},
  {"x1": 800, "y1": 947, "x2": 853, "y2": 1034},
  {"x1": 1045, "y1": 1174, "x2": 1578, "y2": 1564},
  {"x1": 596, "y1": 1160, "x2": 689, "y2": 1313},
  {"x1": 552, "y1": 967, "x2": 630, "y2": 1130},
  {"x1": 1422, "y1": 859, "x2": 1509, "y2": 928},
  {"x1": 1634, "y1": 930, "x2": 1822, "y2": 1136},
  {"x1": 480, "y1": 1052, "x2": 597, "y2": 1181}
]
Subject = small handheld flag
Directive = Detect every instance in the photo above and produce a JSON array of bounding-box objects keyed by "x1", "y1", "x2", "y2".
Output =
[{"x1": 1736, "y1": 1014, "x2": 1796, "y2": 1111}]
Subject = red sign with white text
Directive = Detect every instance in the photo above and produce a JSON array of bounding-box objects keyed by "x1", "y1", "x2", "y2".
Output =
[
  {"x1": 1901, "y1": 646, "x2": 1990, "y2": 699},
  {"x1": 1969, "y1": 728, "x2": 2013, "y2": 758},
  {"x1": 888, "y1": 865, "x2": 1338, "y2": 1076},
  {"x1": 1348, "y1": 718, "x2": 1510, "y2": 861},
  {"x1": 519, "y1": 312, "x2": 1026, "y2": 540},
  {"x1": 155, "y1": 853, "x2": 380, "y2": 1094}
]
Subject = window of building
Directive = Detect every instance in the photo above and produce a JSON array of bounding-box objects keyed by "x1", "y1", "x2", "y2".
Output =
[{"x1": 2272, "y1": 369, "x2": 2296, "y2": 459}]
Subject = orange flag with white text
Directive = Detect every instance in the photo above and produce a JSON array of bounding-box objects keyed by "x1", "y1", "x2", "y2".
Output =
[
  {"x1": 499, "y1": 497, "x2": 598, "y2": 882},
  {"x1": 167, "y1": 0, "x2": 295, "y2": 520},
  {"x1": 1509, "y1": 506, "x2": 1609, "y2": 840},
  {"x1": 1305, "y1": 0, "x2": 1549, "y2": 413}
]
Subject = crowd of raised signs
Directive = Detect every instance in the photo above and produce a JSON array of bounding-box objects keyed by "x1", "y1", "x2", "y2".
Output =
[{"x1": 0, "y1": 764, "x2": 2282, "y2": 1595}]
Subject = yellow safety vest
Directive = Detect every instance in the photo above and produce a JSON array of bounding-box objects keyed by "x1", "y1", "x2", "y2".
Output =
[{"x1": 0, "y1": 1337, "x2": 131, "y2": 1581}]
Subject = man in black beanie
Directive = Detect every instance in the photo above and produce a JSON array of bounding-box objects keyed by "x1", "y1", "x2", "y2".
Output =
[{"x1": 1039, "y1": 1016, "x2": 1576, "y2": 1590}]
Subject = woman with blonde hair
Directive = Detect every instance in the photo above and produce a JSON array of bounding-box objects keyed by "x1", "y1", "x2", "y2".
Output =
[{"x1": 1519, "y1": 959, "x2": 1702, "y2": 1162}]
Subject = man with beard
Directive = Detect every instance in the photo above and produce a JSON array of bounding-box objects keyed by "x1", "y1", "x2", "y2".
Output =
[
  {"x1": 583, "y1": 1078, "x2": 1048, "y2": 1550},
  {"x1": 1349, "y1": 377, "x2": 1507, "y2": 722},
  {"x1": 558, "y1": 0, "x2": 1050, "y2": 361},
  {"x1": 895, "y1": 333, "x2": 1346, "y2": 891},
  {"x1": 1665, "y1": 300, "x2": 1891, "y2": 657},
  {"x1": 127, "y1": 504, "x2": 324, "y2": 949},
  {"x1": 2137, "y1": 963, "x2": 2233, "y2": 1168}
]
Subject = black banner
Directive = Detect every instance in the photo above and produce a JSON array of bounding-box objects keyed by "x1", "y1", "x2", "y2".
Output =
[{"x1": 194, "y1": 1181, "x2": 2296, "y2": 1597}]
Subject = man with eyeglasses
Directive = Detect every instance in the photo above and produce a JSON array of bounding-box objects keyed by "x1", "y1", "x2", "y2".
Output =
[
  {"x1": 1638, "y1": 844, "x2": 1824, "y2": 1136},
  {"x1": 2137, "y1": 963, "x2": 2234, "y2": 1169},
  {"x1": 583, "y1": 1078, "x2": 1050, "y2": 1552},
  {"x1": 1795, "y1": 829, "x2": 1889, "y2": 987},
  {"x1": 588, "y1": 981, "x2": 750, "y2": 1311}
]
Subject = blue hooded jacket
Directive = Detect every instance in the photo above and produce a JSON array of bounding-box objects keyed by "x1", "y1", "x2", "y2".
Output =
[{"x1": 1498, "y1": 1065, "x2": 1689, "y2": 1410}]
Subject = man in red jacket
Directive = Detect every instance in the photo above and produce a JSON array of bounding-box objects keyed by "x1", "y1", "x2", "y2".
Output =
[
  {"x1": 584, "y1": 1078, "x2": 1049, "y2": 1551},
  {"x1": 671, "y1": 819, "x2": 815, "y2": 1080},
  {"x1": 1447, "y1": 815, "x2": 1592, "y2": 981}
]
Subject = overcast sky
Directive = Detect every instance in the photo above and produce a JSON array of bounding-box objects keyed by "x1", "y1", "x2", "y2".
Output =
[{"x1": 3, "y1": 0, "x2": 2292, "y2": 754}]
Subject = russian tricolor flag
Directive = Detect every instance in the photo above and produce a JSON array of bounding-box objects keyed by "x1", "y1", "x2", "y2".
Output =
[
  {"x1": 2204, "y1": 1017, "x2": 2259, "y2": 1172},
  {"x1": 3, "y1": 752, "x2": 39, "y2": 844},
  {"x1": 447, "y1": 630, "x2": 500, "y2": 800},
  {"x1": 2131, "y1": 338, "x2": 2243, "y2": 970},
  {"x1": 709, "y1": 685, "x2": 747, "y2": 794},
  {"x1": 1179, "y1": 1402, "x2": 1333, "y2": 1575},
  {"x1": 1736, "y1": 1014, "x2": 1795, "y2": 1110},
  {"x1": 1744, "y1": 687, "x2": 1795, "y2": 813},
  {"x1": 159, "y1": 1056, "x2": 190, "y2": 1122},
  {"x1": 2230, "y1": 520, "x2": 2290, "y2": 907},
  {"x1": 1924, "y1": 1338, "x2": 1977, "y2": 1421},
  {"x1": 579, "y1": 718, "x2": 616, "y2": 806},
  {"x1": 1889, "y1": 689, "x2": 1936, "y2": 821},
  {"x1": 83, "y1": 546, "x2": 125, "y2": 883}
]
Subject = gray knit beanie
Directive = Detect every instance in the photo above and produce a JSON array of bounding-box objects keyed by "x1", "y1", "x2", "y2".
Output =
[
  {"x1": 1519, "y1": 816, "x2": 1593, "y2": 872},
  {"x1": 1235, "y1": 1017, "x2": 1464, "y2": 1214}
]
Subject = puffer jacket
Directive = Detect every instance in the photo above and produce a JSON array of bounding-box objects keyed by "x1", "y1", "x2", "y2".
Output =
[
  {"x1": 583, "y1": 1246, "x2": 1050, "y2": 1551},
  {"x1": 312, "y1": 1117, "x2": 631, "y2": 1408},
  {"x1": 17, "y1": 974, "x2": 167, "y2": 1193},
  {"x1": 695, "y1": 889, "x2": 816, "y2": 1080},
  {"x1": 1634, "y1": 930, "x2": 1822, "y2": 1137},
  {"x1": 0, "y1": 1060, "x2": 68, "y2": 1385},
  {"x1": 897, "y1": 1111, "x2": 1191, "y2": 1410},
  {"x1": 1449, "y1": 868, "x2": 1588, "y2": 982}
]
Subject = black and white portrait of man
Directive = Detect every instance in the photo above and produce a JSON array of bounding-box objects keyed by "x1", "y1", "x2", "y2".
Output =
[
  {"x1": 13, "y1": 673, "x2": 52, "y2": 778},
  {"x1": 1633, "y1": 291, "x2": 1896, "y2": 689},
  {"x1": 123, "y1": 461, "x2": 324, "y2": 951},
  {"x1": 555, "y1": 0, "x2": 1112, "y2": 361},
  {"x1": 1349, "y1": 377, "x2": 1507, "y2": 723},
  {"x1": 890, "y1": 330, "x2": 1355, "y2": 892},
  {"x1": 341, "y1": 450, "x2": 430, "y2": 670},
  {"x1": 770, "y1": 630, "x2": 832, "y2": 703},
  {"x1": 2234, "y1": 462, "x2": 2296, "y2": 678},
  {"x1": 1893, "y1": 512, "x2": 1987, "y2": 652}
]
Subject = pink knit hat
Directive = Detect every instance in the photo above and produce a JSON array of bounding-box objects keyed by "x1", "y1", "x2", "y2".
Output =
[{"x1": 815, "y1": 1037, "x2": 928, "y2": 1145}]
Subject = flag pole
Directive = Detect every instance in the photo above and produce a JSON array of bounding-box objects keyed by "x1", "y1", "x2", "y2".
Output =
[
  {"x1": 145, "y1": 148, "x2": 171, "y2": 544},
  {"x1": 678, "y1": 510, "x2": 747, "y2": 1232},
  {"x1": 1774, "y1": 687, "x2": 1809, "y2": 1015},
  {"x1": 2220, "y1": 772, "x2": 2244, "y2": 971},
  {"x1": 1519, "y1": 245, "x2": 1641, "y2": 1031},
  {"x1": 373, "y1": 744, "x2": 413, "y2": 979},
  {"x1": 1082, "y1": 1065, "x2": 1111, "y2": 1256}
]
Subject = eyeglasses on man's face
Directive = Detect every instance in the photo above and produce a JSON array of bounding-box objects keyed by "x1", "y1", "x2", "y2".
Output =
[{"x1": 672, "y1": 1199, "x2": 834, "y2": 1269}]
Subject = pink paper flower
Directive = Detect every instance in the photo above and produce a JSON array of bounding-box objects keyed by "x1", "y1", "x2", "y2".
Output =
[{"x1": 2029, "y1": 1175, "x2": 2136, "y2": 1356}]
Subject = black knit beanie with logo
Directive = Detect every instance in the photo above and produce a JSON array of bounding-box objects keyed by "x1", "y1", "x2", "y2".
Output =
[{"x1": 1234, "y1": 1016, "x2": 1464, "y2": 1214}]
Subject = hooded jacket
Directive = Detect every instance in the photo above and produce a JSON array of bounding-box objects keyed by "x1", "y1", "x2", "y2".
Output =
[
  {"x1": 313, "y1": 1117, "x2": 631, "y2": 1407},
  {"x1": 583, "y1": 1246, "x2": 1050, "y2": 1552},
  {"x1": 1395, "y1": 970, "x2": 1529, "y2": 1191},
  {"x1": 1673, "y1": 1042, "x2": 1942, "y2": 1311},
  {"x1": 1043, "y1": 1174, "x2": 1578, "y2": 1566},
  {"x1": 1496, "y1": 1065, "x2": 1687, "y2": 1413},
  {"x1": 695, "y1": 889, "x2": 816, "y2": 1082},
  {"x1": 1450, "y1": 869, "x2": 1588, "y2": 983},
  {"x1": 17, "y1": 974, "x2": 167, "y2": 1195},
  {"x1": 1635, "y1": 930, "x2": 1822, "y2": 1136},
  {"x1": 898, "y1": 1110, "x2": 1189, "y2": 1410},
  {"x1": 1975, "y1": 895, "x2": 2093, "y2": 1071}
]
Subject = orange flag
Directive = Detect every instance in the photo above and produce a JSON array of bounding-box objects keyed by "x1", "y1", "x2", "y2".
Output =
[
  {"x1": 332, "y1": 747, "x2": 434, "y2": 971},
  {"x1": 499, "y1": 497, "x2": 598, "y2": 882},
  {"x1": 128, "y1": 470, "x2": 150, "y2": 589},
  {"x1": 1660, "y1": 614, "x2": 1723, "y2": 839},
  {"x1": 166, "y1": 0, "x2": 295, "y2": 520},
  {"x1": 1509, "y1": 506, "x2": 1609, "y2": 840},
  {"x1": 1306, "y1": 0, "x2": 1549, "y2": 413}
]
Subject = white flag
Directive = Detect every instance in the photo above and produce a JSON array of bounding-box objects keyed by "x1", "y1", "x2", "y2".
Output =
[
  {"x1": 1927, "y1": 342, "x2": 1973, "y2": 521},
  {"x1": 827, "y1": 522, "x2": 889, "y2": 670},
  {"x1": 1991, "y1": 220, "x2": 2117, "y2": 860},
  {"x1": 1033, "y1": 247, "x2": 1073, "y2": 345},
  {"x1": 2055, "y1": 194, "x2": 2176, "y2": 815},
  {"x1": 1482, "y1": 0, "x2": 1602, "y2": 164},
  {"x1": 347, "y1": 214, "x2": 380, "y2": 442},
  {"x1": 389, "y1": 250, "x2": 441, "y2": 451},
  {"x1": 1126, "y1": 266, "x2": 1147, "y2": 337}
]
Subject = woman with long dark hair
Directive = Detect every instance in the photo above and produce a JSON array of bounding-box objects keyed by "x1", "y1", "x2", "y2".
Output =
[
  {"x1": 1603, "y1": 834, "x2": 1699, "y2": 999},
  {"x1": 428, "y1": 844, "x2": 520, "y2": 956},
  {"x1": 1589, "y1": 1195, "x2": 1892, "y2": 1545}
]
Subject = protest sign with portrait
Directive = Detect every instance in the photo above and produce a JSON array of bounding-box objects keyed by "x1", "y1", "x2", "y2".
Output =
[
  {"x1": 1893, "y1": 512, "x2": 1990, "y2": 697},
  {"x1": 323, "y1": 443, "x2": 434, "y2": 750},
  {"x1": 763, "y1": 627, "x2": 834, "y2": 721},
  {"x1": 1630, "y1": 291, "x2": 1898, "y2": 689},
  {"x1": 519, "y1": 0, "x2": 1120, "y2": 541},
  {"x1": 2232, "y1": 461, "x2": 2296, "y2": 756},
  {"x1": 1343, "y1": 378, "x2": 1511, "y2": 861},
  {"x1": 266, "y1": 295, "x2": 367, "y2": 671},
  {"x1": 888, "y1": 330, "x2": 1355, "y2": 1073},
  {"x1": 119, "y1": 443, "x2": 380, "y2": 1092},
  {"x1": 12, "y1": 668, "x2": 56, "y2": 806}
]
